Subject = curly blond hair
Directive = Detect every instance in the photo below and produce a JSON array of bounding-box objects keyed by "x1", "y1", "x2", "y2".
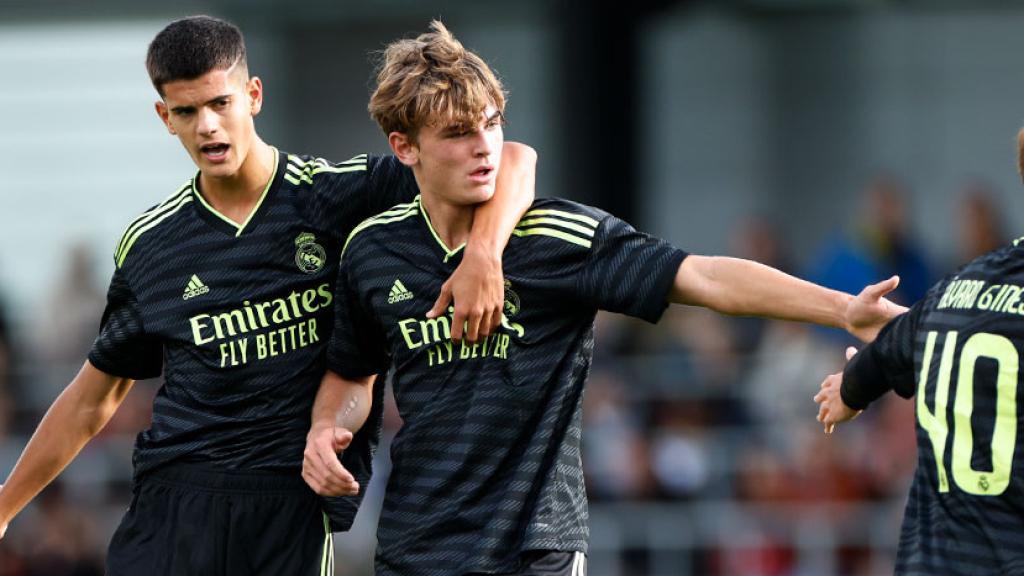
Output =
[{"x1": 369, "y1": 20, "x2": 506, "y2": 139}]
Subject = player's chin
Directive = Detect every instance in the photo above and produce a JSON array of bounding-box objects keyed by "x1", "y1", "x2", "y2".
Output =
[{"x1": 462, "y1": 184, "x2": 496, "y2": 205}]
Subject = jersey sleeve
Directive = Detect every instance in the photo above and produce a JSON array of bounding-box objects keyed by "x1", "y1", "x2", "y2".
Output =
[
  {"x1": 325, "y1": 260, "x2": 390, "y2": 379},
  {"x1": 841, "y1": 295, "x2": 928, "y2": 409},
  {"x1": 362, "y1": 155, "x2": 419, "y2": 218},
  {"x1": 87, "y1": 265, "x2": 162, "y2": 380},
  {"x1": 578, "y1": 213, "x2": 688, "y2": 323}
]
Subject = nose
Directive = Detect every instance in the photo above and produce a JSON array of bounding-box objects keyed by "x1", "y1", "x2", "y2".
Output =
[
  {"x1": 196, "y1": 107, "x2": 219, "y2": 136},
  {"x1": 473, "y1": 129, "x2": 494, "y2": 158}
]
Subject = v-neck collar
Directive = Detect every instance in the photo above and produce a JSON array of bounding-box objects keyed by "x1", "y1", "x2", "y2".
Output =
[
  {"x1": 417, "y1": 195, "x2": 467, "y2": 263},
  {"x1": 191, "y1": 147, "x2": 281, "y2": 237}
]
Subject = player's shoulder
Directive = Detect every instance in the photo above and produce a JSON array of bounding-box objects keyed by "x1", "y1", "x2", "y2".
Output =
[
  {"x1": 341, "y1": 195, "x2": 422, "y2": 259},
  {"x1": 113, "y1": 178, "x2": 196, "y2": 269},
  {"x1": 947, "y1": 240, "x2": 1024, "y2": 282},
  {"x1": 282, "y1": 151, "x2": 372, "y2": 189},
  {"x1": 511, "y1": 198, "x2": 608, "y2": 251},
  {"x1": 921, "y1": 239, "x2": 1024, "y2": 310}
]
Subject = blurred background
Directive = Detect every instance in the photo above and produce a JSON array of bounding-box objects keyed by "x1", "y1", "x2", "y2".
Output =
[{"x1": 0, "y1": 0, "x2": 1022, "y2": 574}]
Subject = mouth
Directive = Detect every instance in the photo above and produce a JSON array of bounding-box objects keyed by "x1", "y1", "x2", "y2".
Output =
[
  {"x1": 200, "y1": 143, "x2": 230, "y2": 162},
  {"x1": 469, "y1": 165, "x2": 494, "y2": 182}
]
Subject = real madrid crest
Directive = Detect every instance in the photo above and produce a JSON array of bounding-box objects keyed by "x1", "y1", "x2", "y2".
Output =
[
  {"x1": 503, "y1": 279, "x2": 521, "y2": 317},
  {"x1": 501, "y1": 280, "x2": 525, "y2": 337},
  {"x1": 294, "y1": 232, "x2": 326, "y2": 274}
]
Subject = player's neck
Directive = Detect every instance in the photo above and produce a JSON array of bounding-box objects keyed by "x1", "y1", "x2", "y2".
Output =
[
  {"x1": 420, "y1": 192, "x2": 474, "y2": 252},
  {"x1": 197, "y1": 139, "x2": 275, "y2": 226}
]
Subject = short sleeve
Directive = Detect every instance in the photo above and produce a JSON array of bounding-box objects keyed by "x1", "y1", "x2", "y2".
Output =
[
  {"x1": 578, "y1": 214, "x2": 688, "y2": 323},
  {"x1": 325, "y1": 261, "x2": 390, "y2": 379},
  {"x1": 87, "y1": 265, "x2": 162, "y2": 380}
]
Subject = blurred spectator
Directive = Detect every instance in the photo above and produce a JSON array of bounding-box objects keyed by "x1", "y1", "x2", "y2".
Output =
[
  {"x1": 807, "y1": 173, "x2": 933, "y2": 309},
  {"x1": 956, "y1": 179, "x2": 1007, "y2": 265},
  {"x1": 23, "y1": 242, "x2": 106, "y2": 414},
  {"x1": 36, "y1": 242, "x2": 104, "y2": 365},
  {"x1": 20, "y1": 484, "x2": 103, "y2": 576},
  {"x1": 583, "y1": 370, "x2": 654, "y2": 500},
  {"x1": 726, "y1": 217, "x2": 794, "y2": 357},
  {"x1": 648, "y1": 399, "x2": 712, "y2": 500}
]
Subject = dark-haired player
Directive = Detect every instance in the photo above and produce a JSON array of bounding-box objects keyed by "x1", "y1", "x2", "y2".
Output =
[
  {"x1": 0, "y1": 15, "x2": 535, "y2": 576},
  {"x1": 302, "y1": 21, "x2": 904, "y2": 576}
]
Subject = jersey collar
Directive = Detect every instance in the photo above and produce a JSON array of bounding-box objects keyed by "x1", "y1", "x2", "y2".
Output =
[
  {"x1": 191, "y1": 147, "x2": 282, "y2": 237},
  {"x1": 417, "y1": 195, "x2": 467, "y2": 263}
]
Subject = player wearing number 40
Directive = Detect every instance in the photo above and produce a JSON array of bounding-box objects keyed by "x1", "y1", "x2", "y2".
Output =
[{"x1": 815, "y1": 131, "x2": 1024, "y2": 575}]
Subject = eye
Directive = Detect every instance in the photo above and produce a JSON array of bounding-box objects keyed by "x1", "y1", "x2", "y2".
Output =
[{"x1": 212, "y1": 98, "x2": 230, "y2": 109}]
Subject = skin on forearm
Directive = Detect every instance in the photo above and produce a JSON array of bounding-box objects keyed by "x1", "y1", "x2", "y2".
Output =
[
  {"x1": 670, "y1": 255, "x2": 851, "y2": 329},
  {"x1": 0, "y1": 361, "x2": 133, "y2": 526},
  {"x1": 312, "y1": 370, "x2": 375, "y2": 434},
  {"x1": 466, "y1": 142, "x2": 537, "y2": 258}
]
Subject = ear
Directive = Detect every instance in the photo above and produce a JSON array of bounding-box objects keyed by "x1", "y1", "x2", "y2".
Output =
[
  {"x1": 154, "y1": 101, "x2": 175, "y2": 135},
  {"x1": 389, "y1": 132, "x2": 418, "y2": 166},
  {"x1": 247, "y1": 76, "x2": 264, "y2": 116}
]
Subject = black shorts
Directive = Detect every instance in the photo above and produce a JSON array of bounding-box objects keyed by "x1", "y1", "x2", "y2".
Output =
[
  {"x1": 106, "y1": 464, "x2": 333, "y2": 576},
  {"x1": 471, "y1": 550, "x2": 587, "y2": 576}
]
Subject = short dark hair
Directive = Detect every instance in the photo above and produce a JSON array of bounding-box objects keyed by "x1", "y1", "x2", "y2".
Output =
[{"x1": 146, "y1": 15, "x2": 247, "y2": 96}]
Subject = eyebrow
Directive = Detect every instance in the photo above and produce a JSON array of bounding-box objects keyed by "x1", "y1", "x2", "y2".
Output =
[
  {"x1": 170, "y1": 94, "x2": 232, "y2": 114},
  {"x1": 441, "y1": 111, "x2": 505, "y2": 135}
]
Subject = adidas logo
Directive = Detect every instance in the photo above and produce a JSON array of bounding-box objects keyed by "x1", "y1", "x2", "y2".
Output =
[
  {"x1": 183, "y1": 274, "x2": 210, "y2": 301},
  {"x1": 388, "y1": 279, "x2": 414, "y2": 304}
]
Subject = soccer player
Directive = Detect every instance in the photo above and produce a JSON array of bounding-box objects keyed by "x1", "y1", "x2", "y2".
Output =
[
  {"x1": 814, "y1": 200, "x2": 1024, "y2": 570},
  {"x1": 0, "y1": 15, "x2": 536, "y2": 576},
  {"x1": 301, "y1": 21, "x2": 905, "y2": 576}
]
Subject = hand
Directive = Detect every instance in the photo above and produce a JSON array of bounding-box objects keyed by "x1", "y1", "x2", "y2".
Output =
[
  {"x1": 302, "y1": 425, "x2": 359, "y2": 497},
  {"x1": 426, "y1": 245, "x2": 504, "y2": 343},
  {"x1": 814, "y1": 347, "x2": 863, "y2": 434},
  {"x1": 845, "y1": 275, "x2": 908, "y2": 343}
]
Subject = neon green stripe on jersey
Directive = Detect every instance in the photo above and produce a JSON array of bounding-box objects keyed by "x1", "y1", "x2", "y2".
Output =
[
  {"x1": 515, "y1": 217, "x2": 596, "y2": 237},
  {"x1": 284, "y1": 172, "x2": 312, "y2": 186},
  {"x1": 285, "y1": 162, "x2": 313, "y2": 184},
  {"x1": 521, "y1": 208, "x2": 600, "y2": 228},
  {"x1": 288, "y1": 154, "x2": 367, "y2": 181},
  {"x1": 342, "y1": 202, "x2": 419, "y2": 257},
  {"x1": 116, "y1": 195, "x2": 194, "y2": 267},
  {"x1": 115, "y1": 183, "x2": 192, "y2": 259},
  {"x1": 340, "y1": 154, "x2": 368, "y2": 165},
  {"x1": 513, "y1": 227, "x2": 593, "y2": 248},
  {"x1": 320, "y1": 512, "x2": 332, "y2": 576},
  {"x1": 310, "y1": 164, "x2": 367, "y2": 176}
]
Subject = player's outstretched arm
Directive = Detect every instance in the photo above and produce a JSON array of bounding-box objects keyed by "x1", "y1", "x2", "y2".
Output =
[
  {"x1": 814, "y1": 346, "x2": 863, "y2": 434},
  {"x1": 0, "y1": 361, "x2": 133, "y2": 538},
  {"x1": 668, "y1": 255, "x2": 904, "y2": 342},
  {"x1": 302, "y1": 370, "x2": 376, "y2": 497},
  {"x1": 427, "y1": 142, "x2": 537, "y2": 343}
]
